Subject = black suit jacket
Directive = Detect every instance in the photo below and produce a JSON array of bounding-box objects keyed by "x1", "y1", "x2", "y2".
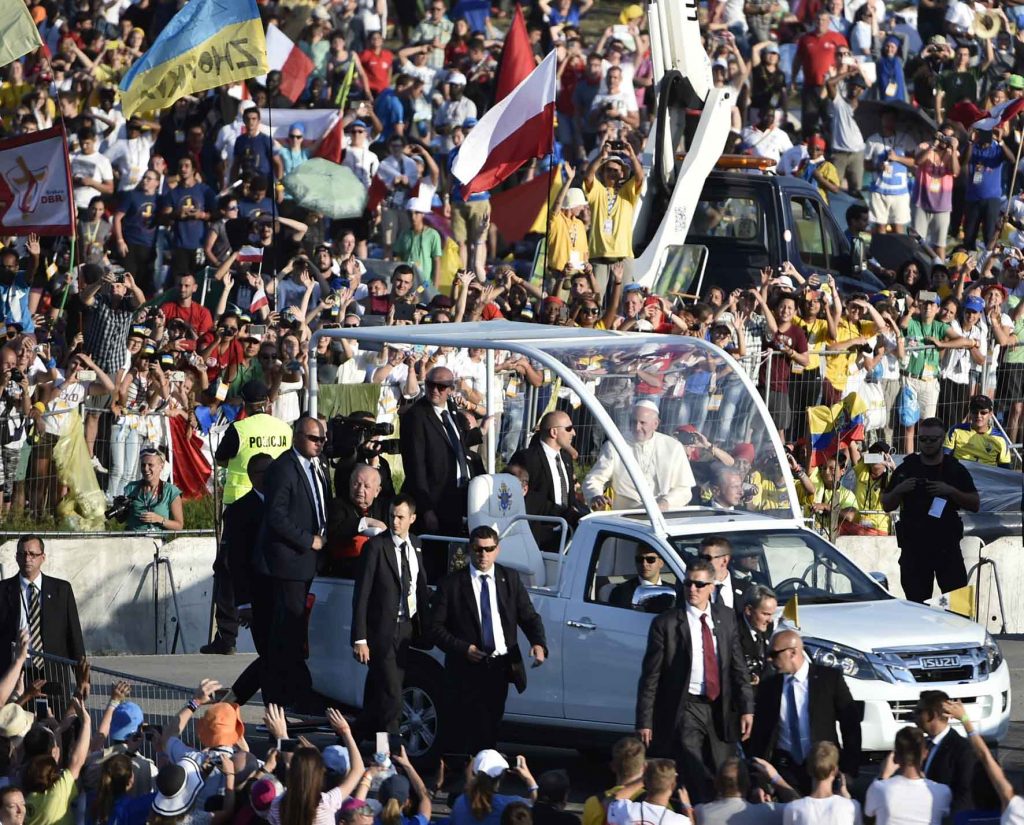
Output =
[
  {"x1": 925, "y1": 727, "x2": 977, "y2": 813},
  {"x1": 351, "y1": 531, "x2": 431, "y2": 646},
  {"x1": 509, "y1": 441, "x2": 580, "y2": 552},
  {"x1": 257, "y1": 450, "x2": 332, "y2": 582},
  {"x1": 0, "y1": 575, "x2": 85, "y2": 671},
  {"x1": 399, "y1": 398, "x2": 481, "y2": 531},
  {"x1": 221, "y1": 489, "x2": 266, "y2": 607},
  {"x1": 635, "y1": 602, "x2": 754, "y2": 753},
  {"x1": 748, "y1": 662, "x2": 864, "y2": 776},
  {"x1": 429, "y1": 563, "x2": 547, "y2": 692},
  {"x1": 738, "y1": 618, "x2": 772, "y2": 684},
  {"x1": 326, "y1": 493, "x2": 391, "y2": 560}
]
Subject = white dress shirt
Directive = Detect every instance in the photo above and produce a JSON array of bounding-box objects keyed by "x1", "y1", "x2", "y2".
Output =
[
  {"x1": 293, "y1": 449, "x2": 326, "y2": 534},
  {"x1": 685, "y1": 603, "x2": 717, "y2": 695},
  {"x1": 19, "y1": 573, "x2": 43, "y2": 631},
  {"x1": 924, "y1": 725, "x2": 951, "y2": 774},
  {"x1": 470, "y1": 564, "x2": 508, "y2": 656},
  {"x1": 714, "y1": 573, "x2": 735, "y2": 609},
  {"x1": 778, "y1": 658, "x2": 812, "y2": 758},
  {"x1": 540, "y1": 441, "x2": 565, "y2": 506}
]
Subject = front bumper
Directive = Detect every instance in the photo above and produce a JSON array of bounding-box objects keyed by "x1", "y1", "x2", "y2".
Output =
[{"x1": 849, "y1": 660, "x2": 1011, "y2": 751}]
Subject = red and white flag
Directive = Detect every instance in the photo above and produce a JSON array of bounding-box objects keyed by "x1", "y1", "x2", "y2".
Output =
[
  {"x1": 971, "y1": 98, "x2": 1024, "y2": 131},
  {"x1": 494, "y1": 5, "x2": 535, "y2": 103},
  {"x1": 0, "y1": 126, "x2": 75, "y2": 236},
  {"x1": 237, "y1": 244, "x2": 264, "y2": 263},
  {"x1": 452, "y1": 50, "x2": 556, "y2": 198},
  {"x1": 250, "y1": 285, "x2": 268, "y2": 314},
  {"x1": 257, "y1": 25, "x2": 315, "y2": 104}
]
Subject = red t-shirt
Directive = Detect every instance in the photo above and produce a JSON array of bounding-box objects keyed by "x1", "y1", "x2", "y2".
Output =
[
  {"x1": 796, "y1": 31, "x2": 848, "y2": 86},
  {"x1": 360, "y1": 49, "x2": 395, "y2": 95},
  {"x1": 161, "y1": 301, "x2": 215, "y2": 347},
  {"x1": 205, "y1": 340, "x2": 245, "y2": 384}
]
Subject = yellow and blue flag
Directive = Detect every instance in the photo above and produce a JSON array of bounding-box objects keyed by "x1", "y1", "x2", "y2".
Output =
[
  {"x1": 119, "y1": 0, "x2": 268, "y2": 117},
  {"x1": 807, "y1": 392, "x2": 868, "y2": 467}
]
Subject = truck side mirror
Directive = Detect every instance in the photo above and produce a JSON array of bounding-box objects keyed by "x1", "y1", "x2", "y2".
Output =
[{"x1": 633, "y1": 585, "x2": 678, "y2": 614}]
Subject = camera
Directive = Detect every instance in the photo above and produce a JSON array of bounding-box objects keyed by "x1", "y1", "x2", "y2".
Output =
[
  {"x1": 678, "y1": 430, "x2": 701, "y2": 446},
  {"x1": 608, "y1": 139, "x2": 627, "y2": 151},
  {"x1": 326, "y1": 415, "x2": 396, "y2": 460},
  {"x1": 105, "y1": 495, "x2": 131, "y2": 522},
  {"x1": 8, "y1": 369, "x2": 23, "y2": 383}
]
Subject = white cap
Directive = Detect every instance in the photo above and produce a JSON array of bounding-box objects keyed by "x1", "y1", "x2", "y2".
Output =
[
  {"x1": 472, "y1": 749, "x2": 509, "y2": 778},
  {"x1": 563, "y1": 188, "x2": 586, "y2": 210},
  {"x1": 634, "y1": 399, "x2": 661, "y2": 415},
  {"x1": 771, "y1": 275, "x2": 795, "y2": 290},
  {"x1": 447, "y1": 71, "x2": 467, "y2": 85}
]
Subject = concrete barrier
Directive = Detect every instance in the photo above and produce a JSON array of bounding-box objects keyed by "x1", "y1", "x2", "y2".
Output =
[{"x1": 837, "y1": 535, "x2": 1024, "y2": 634}]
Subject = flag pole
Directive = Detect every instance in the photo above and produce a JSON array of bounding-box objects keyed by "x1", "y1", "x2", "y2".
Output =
[
  {"x1": 1002, "y1": 126, "x2": 1024, "y2": 238},
  {"x1": 541, "y1": 61, "x2": 557, "y2": 290}
]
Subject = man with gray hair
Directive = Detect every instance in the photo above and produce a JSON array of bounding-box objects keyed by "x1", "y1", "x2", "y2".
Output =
[{"x1": 583, "y1": 401, "x2": 695, "y2": 511}]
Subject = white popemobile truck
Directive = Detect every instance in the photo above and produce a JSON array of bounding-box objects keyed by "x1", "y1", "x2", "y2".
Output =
[{"x1": 305, "y1": 323, "x2": 1010, "y2": 764}]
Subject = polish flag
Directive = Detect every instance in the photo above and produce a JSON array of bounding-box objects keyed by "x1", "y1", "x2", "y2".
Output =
[
  {"x1": 452, "y1": 50, "x2": 556, "y2": 198},
  {"x1": 971, "y1": 98, "x2": 1024, "y2": 131},
  {"x1": 257, "y1": 25, "x2": 315, "y2": 104},
  {"x1": 494, "y1": 5, "x2": 535, "y2": 103},
  {"x1": 313, "y1": 111, "x2": 347, "y2": 163},
  {"x1": 250, "y1": 286, "x2": 269, "y2": 314},
  {"x1": 237, "y1": 245, "x2": 264, "y2": 263}
]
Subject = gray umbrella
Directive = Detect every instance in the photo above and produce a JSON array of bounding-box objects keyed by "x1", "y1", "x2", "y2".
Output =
[{"x1": 854, "y1": 99, "x2": 939, "y2": 145}]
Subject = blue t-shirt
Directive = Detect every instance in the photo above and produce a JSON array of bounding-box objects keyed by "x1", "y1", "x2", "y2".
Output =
[
  {"x1": 160, "y1": 182, "x2": 214, "y2": 249},
  {"x1": 869, "y1": 147, "x2": 911, "y2": 196},
  {"x1": 375, "y1": 89, "x2": 406, "y2": 142},
  {"x1": 450, "y1": 794, "x2": 529, "y2": 825},
  {"x1": 233, "y1": 132, "x2": 275, "y2": 177},
  {"x1": 238, "y1": 195, "x2": 276, "y2": 220},
  {"x1": 0, "y1": 271, "x2": 33, "y2": 332},
  {"x1": 276, "y1": 277, "x2": 322, "y2": 311},
  {"x1": 447, "y1": 147, "x2": 490, "y2": 203},
  {"x1": 966, "y1": 141, "x2": 1005, "y2": 202},
  {"x1": 85, "y1": 792, "x2": 156, "y2": 825},
  {"x1": 118, "y1": 190, "x2": 158, "y2": 247}
]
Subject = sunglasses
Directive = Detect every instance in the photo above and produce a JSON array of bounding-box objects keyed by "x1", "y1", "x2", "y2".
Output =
[
  {"x1": 698, "y1": 553, "x2": 726, "y2": 562},
  {"x1": 768, "y1": 646, "x2": 796, "y2": 659},
  {"x1": 473, "y1": 544, "x2": 499, "y2": 553},
  {"x1": 683, "y1": 579, "x2": 713, "y2": 589},
  {"x1": 303, "y1": 434, "x2": 326, "y2": 443},
  {"x1": 347, "y1": 806, "x2": 374, "y2": 817},
  {"x1": 555, "y1": 423, "x2": 574, "y2": 432},
  {"x1": 342, "y1": 323, "x2": 359, "y2": 328},
  {"x1": 289, "y1": 134, "x2": 303, "y2": 139},
  {"x1": 427, "y1": 381, "x2": 453, "y2": 390},
  {"x1": 580, "y1": 307, "x2": 600, "y2": 315},
  {"x1": 918, "y1": 435, "x2": 943, "y2": 442},
  {"x1": 635, "y1": 555, "x2": 660, "y2": 564}
]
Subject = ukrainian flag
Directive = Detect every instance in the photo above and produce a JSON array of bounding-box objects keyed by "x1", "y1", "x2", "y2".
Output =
[
  {"x1": 119, "y1": 0, "x2": 269, "y2": 117},
  {"x1": 807, "y1": 392, "x2": 868, "y2": 467}
]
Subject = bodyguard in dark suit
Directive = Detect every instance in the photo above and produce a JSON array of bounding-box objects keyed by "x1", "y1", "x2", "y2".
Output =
[
  {"x1": 429, "y1": 525, "x2": 547, "y2": 755},
  {"x1": 351, "y1": 493, "x2": 431, "y2": 739},
  {"x1": 698, "y1": 536, "x2": 753, "y2": 614},
  {"x1": 917, "y1": 689, "x2": 977, "y2": 813},
  {"x1": 748, "y1": 629, "x2": 863, "y2": 794},
  {"x1": 398, "y1": 367, "x2": 481, "y2": 579},
  {"x1": 258, "y1": 416, "x2": 332, "y2": 708},
  {"x1": 0, "y1": 536, "x2": 85, "y2": 705},
  {"x1": 737, "y1": 585, "x2": 777, "y2": 685},
  {"x1": 635, "y1": 558, "x2": 753, "y2": 803},
  {"x1": 204, "y1": 454, "x2": 274, "y2": 655},
  {"x1": 509, "y1": 411, "x2": 583, "y2": 553}
]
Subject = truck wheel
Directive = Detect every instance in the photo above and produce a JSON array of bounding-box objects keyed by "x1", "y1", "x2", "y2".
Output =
[{"x1": 400, "y1": 656, "x2": 445, "y2": 764}]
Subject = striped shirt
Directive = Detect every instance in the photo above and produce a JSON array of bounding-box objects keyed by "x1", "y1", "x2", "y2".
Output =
[{"x1": 83, "y1": 293, "x2": 135, "y2": 376}]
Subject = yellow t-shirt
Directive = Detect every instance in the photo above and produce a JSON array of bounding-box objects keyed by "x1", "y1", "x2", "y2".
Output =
[
  {"x1": 853, "y1": 461, "x2": 891, "y2": 533},
  {"x1": 25, "y1": 769, "x2": 78, "y2": 825},
  {"x1": 797, "y1": 317, "x2": 829, "y2": 373},
  {"x1": 944, "y1": 424, "x2": 1011, "y2": 467},
  {"x1": 584, "y1": 176, "x2": 641, "y2": 259},
  {"x1": 0, "y1": 82, "x2": 32, "y2": 112},
  {"x1": 824, "y1": 318, "x2": 875, "y2": 391},
  {"x1": 547, "y1": 210, "x2": 589, "y2": 273},
  {"x1": 815, "y1": 161, "x2": 841, "y2": 204}
]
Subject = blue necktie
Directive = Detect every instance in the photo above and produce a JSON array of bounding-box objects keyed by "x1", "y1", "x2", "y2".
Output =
[
  {"x1": 479, "y1": 574, "x2": 496, "y2": 655},
  {"x1": 786, "y1": 676, "x2": 804, "y2": 763}
]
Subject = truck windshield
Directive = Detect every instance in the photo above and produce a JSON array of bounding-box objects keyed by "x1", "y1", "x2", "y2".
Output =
[
  {"x1": 535, "y1": 338, "x2": 796, "y2": 519},
  {"x1": 689, "y1": 197, "x2": 762, "y2": 241},
  {"x1": 671, "y1": 529, "x2": 890, "y2": 604}
]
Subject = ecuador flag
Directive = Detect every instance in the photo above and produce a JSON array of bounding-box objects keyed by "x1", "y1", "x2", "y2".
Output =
[
  {"x1": 119, "y1": 0, "x2": 268, "y2": 117},
  {"x1": 807, "y1": 392, "x2": 868, "y2": 467}
]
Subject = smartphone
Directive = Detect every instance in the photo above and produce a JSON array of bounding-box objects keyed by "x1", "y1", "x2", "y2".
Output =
[
  {"x1": 375, "y1": 732, "x2": 389, "y2": 756},
  {"x1": 388, "y1": 733, "x2": 403, "y2": 755},
  {"x1": 215, "y1": 381, "x2": 229, "y2": 402},
  {"x1": 168, "y1": 371, "x2": 185, "y2": 383},
  {"x1": 278, "y1": 738, "x2": 299, "y2": 753},
  {"x1": 863, "y1": 453, "x2": 885, "y2": 464},
  {"x1": 918, "y1": 290, "x2": 939, "y2": 304},
  {"x1": 249, "y1": 324, "x2": 267, "y2": 336},
  {"x1": 33, "y1": 697, "x2": 49, "y2": 718},
  {"x1": 78, "y1": 369, "x2": 97, "y2": 381}
]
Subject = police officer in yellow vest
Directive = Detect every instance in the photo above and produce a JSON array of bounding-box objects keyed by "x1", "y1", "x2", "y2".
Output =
[{"x1": 216, "y1": 381, "x2": 293, "y2": 505}]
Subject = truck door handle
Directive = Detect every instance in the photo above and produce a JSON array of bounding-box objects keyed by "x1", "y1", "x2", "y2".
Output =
[{"x1": 567, "y1": 619, "x2": 597, "y2": 631}]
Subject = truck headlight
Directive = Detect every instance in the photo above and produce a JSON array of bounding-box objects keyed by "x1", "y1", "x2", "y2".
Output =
[
  {"x1": 983, "y1": 632, "x2": 1003, "y2": 672},
  {"x1": 802, "y1": 637, "x2": 879, "y2": 680}
]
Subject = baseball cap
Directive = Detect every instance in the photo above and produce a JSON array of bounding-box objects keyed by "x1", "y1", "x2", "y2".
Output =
[
  {"x1": 322, "y1": 745, "x2": 351, "y2": 775},
  {"x1": 732, "y1": 442, "x2": 756, "y2": 462},
  {"x1": 472, "y1": 749, "x2": 509, "y2": 778},
  {"x1": 963, "y1": 296, "x2": 985, "y2": 313},
  {"x1": 1009, "y1": 74, "x2": 1024, "y2": 90},
  {"x1": 807, "y1": 134, "x2": 827, "y2": 151},
  {"x1": 764, "y1": 42, "x2": 780, "y2": 54},
  {"x1": 288, "y1": 121, "x2": 306, "y2": 136},
  {"x1": 622, "y1": 282, "x2": 645, "y2": 293},
  {"x1": 110, "y1": 702, "x2": 144, "y2": 742},
  {"x1": 563, "y1": 188, "x2": 586, "y2": 210},
  {"x1": 241, "y1": 380, "x2": 270, "y2": 403},
  {"x1": 983, "y1": 282, "x2": 1009, "y2": 299},
  {"x1": 447, "y1": 71, "x2": 467, "y2": 85},
  {"x1": 346, "y1": 119, "x2": 369, "y2": 131},
  {"x1": 712, "y1": 59, "x2": 728, "y2": 71},
  {"x1": 196, "y1": 703, "x2": 244, "y2": 748},
  {"x1": 929, "y1": 34, "x2": 948, "y2": 46},
  {"x1": 969, "y1": 394, "x2": 993, "y2": 412},
  {"x1": 379, "y1": 774, "x2": 411, "y2": 806}
]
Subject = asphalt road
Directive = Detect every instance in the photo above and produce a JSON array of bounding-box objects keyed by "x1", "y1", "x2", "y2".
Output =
[{"x1": 92, "y1": 634, "x2": 1024, "y2": 807}]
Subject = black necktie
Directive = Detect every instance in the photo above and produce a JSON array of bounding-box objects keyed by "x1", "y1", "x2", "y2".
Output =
[
  {"x1": 555, "y1": 453, "x2": 570, "y2": 505},
  {"x1": 399, "y1": 541, "x2": 412, "y2": 620},
  {"x1": 442, "y1": 410, "x2": 471, "y2": 485},
  {"x1": 714, "y1": 581, "x2": 725, "y2": 603},
  {"x1": 310, "y1": 460, "x2": 326, "y2": 533},
  {"x1": 479, "y1": 574, "x2": 496, "y2": 654}
]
